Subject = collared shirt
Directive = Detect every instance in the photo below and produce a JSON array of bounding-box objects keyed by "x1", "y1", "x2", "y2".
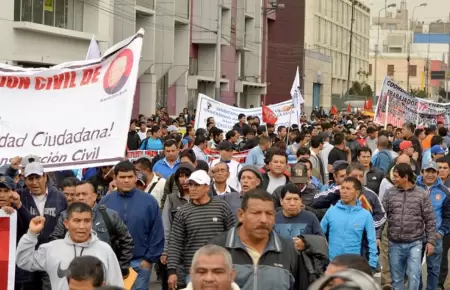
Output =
[
  {"x1": 213, "y1": 183, "x2": 233, "y2": 196},
  {"x1": 32, "y1": 188, "x2": 48, "y2": 216},
  {"x1": 245, "y1": 146, "x2": 265, "y2": 168},
  {"x1": 193, "y1": 145, "x2": 207, "y2": 161},
  {"x1": 153, "y1": 158, "x2": 181, "y2": 179}
]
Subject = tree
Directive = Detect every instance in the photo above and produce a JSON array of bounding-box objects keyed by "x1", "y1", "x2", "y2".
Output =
[
  {"x1": 348, "y1": 81, "x2": 373, "y2": 98},
  {"x1": 409, "y1": 88, "x2": 427, "y2": 99}
]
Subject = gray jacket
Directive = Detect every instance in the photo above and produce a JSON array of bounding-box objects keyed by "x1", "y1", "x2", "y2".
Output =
[
  {"x1": 162, "y1": 187, "x2": 189, "y2": 254},
  {"x1": 380, "y1": 185, "x2": 436, "y2": 245},
  {"x1": 215, "y1": 191, "x2": 242, "y2": 215}
]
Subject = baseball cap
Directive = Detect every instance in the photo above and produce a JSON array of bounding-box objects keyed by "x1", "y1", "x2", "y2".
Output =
[
  {"x1": 291, "y1": 163, "x2": 308, "y2": 184},
  {"x1": 431, "y1": 145, "x2": 445, "y2": 155},
  {"x1": 399, "y1": 140, "x2": 413, "y2": 151},
  {"x1": 333, "y1": 160, "x2": 349, "y2": 172},
  {"x1": 346, "y1": 120, "x2": 353, "y2": 125},
  {"x1": 423, "y1": 161, "x2": 439, "y2": 171},
  {"x1": 0, "y1": 176, "x2": 14, "y2": 189},
  {"x1": 187, "y1": 170, "x2": 211, "y2": 185},
  {"x1": 167, "y1": 125, "x2": 178, "y2": 133},
  {"x1": 217, "y1": 141, "x2": 233, "y2": 151},
  {"x1": 136, "y1": 172, "x2": 148, "y2": 186},
  {"x1": 24, "y1": 162, "x2": 44, "y2": 178}
]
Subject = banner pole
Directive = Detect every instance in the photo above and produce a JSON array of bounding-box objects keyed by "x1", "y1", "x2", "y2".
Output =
[{"x1": 384, "y1": 95, "x2": 390, "y2": 130}]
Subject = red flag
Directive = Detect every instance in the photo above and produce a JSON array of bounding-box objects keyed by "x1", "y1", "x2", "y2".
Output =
[
  {"x1": 262, "y1": 105, "x2": 278, "y2": 124},
  {"x1": 330, "y1": 105, "x2": 338, "y2": 115},
  {"x1": 363, "y1": 99, "x2": 368, "y2": 110},
  {"x1": 367, "y1": 98, "x2": 373, "y2": 111},
  {"x1": 347, "y1": 103, "x2": 351, "y2": 113}
]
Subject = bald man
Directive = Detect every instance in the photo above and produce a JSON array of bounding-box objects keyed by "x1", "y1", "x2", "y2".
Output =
[{"x1": 372, "y1": 136, "x2": 394, "y2": 174}]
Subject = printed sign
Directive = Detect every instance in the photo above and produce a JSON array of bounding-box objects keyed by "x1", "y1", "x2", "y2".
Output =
[
  {"x1": 0, "y1": 30, "x2": 145, "y2": 171},
  {"x1": 374, "y1": 77, "x2": 450, "y2": 127},
  {"x1": 194, "y1": 94, "x2": 300, "y2": 132},
  {"x1": 0, "y1": 210, "x2": 17, "y2": 290}
]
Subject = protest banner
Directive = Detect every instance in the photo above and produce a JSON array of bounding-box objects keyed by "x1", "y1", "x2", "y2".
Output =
[
  {"x1": 0, "y1": 30, "x2": 145, "y2": 171},
  {"x1": 194, "y1": 94, "x2": 300, "y2": 132},
  {"x1": 0, "y1": 210, "x2": 17, "y2": 290},
  {"x1": 374, "y1": 77, "x2": 450, "y2": 128}
]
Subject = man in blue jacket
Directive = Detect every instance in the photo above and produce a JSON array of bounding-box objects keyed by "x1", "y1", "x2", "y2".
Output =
[
  {"x1": 99, "y1": 161, "x2": 164, "y2": 290},
  {"x1": 18, "y1": 161, "x2": 68, "y2": 290},
  {"x1": 416, "y1": 161, "x2": 450, "y2": 290},
  {"x1": 321, "y1": 176, "x2": 378, "y2": 270},
  {"x1": 372, "y1": 136, "x2": 393, "y2": 174}
]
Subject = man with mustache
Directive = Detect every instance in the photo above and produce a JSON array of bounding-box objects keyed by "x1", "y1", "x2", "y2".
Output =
[{"x1": 209, "y1": 189, "x2": 304, "y2": 290}]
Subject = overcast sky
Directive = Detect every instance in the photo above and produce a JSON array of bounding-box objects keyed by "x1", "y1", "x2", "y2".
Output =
[{"x1": 366, "y1": 0, "x2": 450, "y2": 23}]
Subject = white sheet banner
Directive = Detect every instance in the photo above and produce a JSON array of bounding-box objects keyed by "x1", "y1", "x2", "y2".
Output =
[
  {"x1": 0, "y1": 30, "x2": 144, "y2": 171},
  {"x1": 195, "y1": 94, "x2": 300, "y2": 132}
]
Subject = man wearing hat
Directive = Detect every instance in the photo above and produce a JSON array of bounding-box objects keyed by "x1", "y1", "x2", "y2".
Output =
[
  {"x1": 431, "y1": 145, "x2": 446, "y2": 162},
  {"x1": 209, "y1": 141, "x2": 242, "y2": 191},
  {"x1": 416, "y1": 161, "x2": 450, "y2": 290}
]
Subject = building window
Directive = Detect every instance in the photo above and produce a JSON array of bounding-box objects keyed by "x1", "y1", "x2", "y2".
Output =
[
  {"x1": 387, "y1": 65, "x2": 395, "y2": 76},
  {"x1": 14, "y1": 0, "x2": 83, "y2": 31},
  {"x1": 409, "y1": 65, "x2": 417, "y2": 77},
  {"x1": 369, "y1": 64, "x2": 372, "y2": 75}
]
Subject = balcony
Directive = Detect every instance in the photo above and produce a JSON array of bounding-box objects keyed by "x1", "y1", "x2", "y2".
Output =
[{"x1": 136, "y1": 0, "x2": 155, "y2": 10}]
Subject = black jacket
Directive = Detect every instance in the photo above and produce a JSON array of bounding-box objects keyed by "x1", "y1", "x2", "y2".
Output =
[
  {"x1": 88, "y1": 170, "x2": 113, "y2": 201},
  {"x1": 127, "y1": 131, "x2": 141, "y2": 150},
  {"x1": 49, "y1": 204, "x2": 134, "y2": 273},
  {"x1": 365, "y1": 166, "x2": 384, "y2": 195},
  {"x1": 300, "y1": 234, "x2": 329, "y2": 284},
  {"x1": 261, "y1": 172, "x2": 291, "y2": 193},
  {"x1": 209, "y1": 226, "x2": 309, "y2": 290}
]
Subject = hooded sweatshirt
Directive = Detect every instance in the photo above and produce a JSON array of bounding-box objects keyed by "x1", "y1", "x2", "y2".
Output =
[{"x1": 16, "y1": 230, "x2": 124, "y2": 290}]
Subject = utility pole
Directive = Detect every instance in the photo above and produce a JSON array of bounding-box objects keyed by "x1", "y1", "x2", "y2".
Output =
[
  {"x1": 214, "y1": 0, "x2": 223, "y2": 100},
  {"x1": 426, "y1": 40, "x2": 430, "y2": 97},
  {"x1": 447, "y1": 13, "x2": 450, "y2": 100},
  {"x1": 346, "y1": 0, "x2": 356, "y2": 100}
]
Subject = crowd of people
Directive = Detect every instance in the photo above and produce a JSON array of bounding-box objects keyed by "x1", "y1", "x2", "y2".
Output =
[{"x1": 3, "y1": 105, "x2": 450, "y2": 290}]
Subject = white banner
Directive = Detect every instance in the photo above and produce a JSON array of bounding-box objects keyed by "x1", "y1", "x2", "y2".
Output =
[
  {"x1": 194, "y1": 94, "x2": 300, "y2": 132},
  {"x1": 0, "y1": 30, "x2": 144, "y2": 171}
]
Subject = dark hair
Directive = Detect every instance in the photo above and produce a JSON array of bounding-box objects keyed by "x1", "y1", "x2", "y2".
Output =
[
  {"x1": 67, "y1": 256, "x2": 104, "y2": 287},
  {"x1": 334, "y1": 133, "x2": 345, "y2": 145},
  {"x1": 431, "y1": 135, "x2": 443, "y2": 147},
  {"x1": 298, "y1": 158, "x2": 312, "y2": 169},
  {"x1": 211, "y1": 127, "x2": 224, "y2": 138},
  {"x1": 403, "y1": 122, "x2": 415, "y2": 132},
  {"x1": 194, "y1": 135, "x2": 207, "y2": 146},
  {"x1": 436, "y1": 157, "x2": 450, "y2": 167},
  {"x1": 357, "y1": 146, "x2": 372, "y2": 157},
  {"x1": 164, "y1": 139, "x2": 178, "y2": 149},
  {"x1": 330, "y1": 254, "x2": 372, "y2": 276},
  {"x1": 195, "y1": 128, "x2": 207, "y2": 137},
  {"x1": 241, "y1": 189, "x2": 275, "y2": 210},
  {"x1": 267, "y1": 148, "x2": 287, "y2": 163},
  {"x1": 366, "y1": 127, "x2": 376, "y2": 134},
  {"x1": 76, "y1": 180, "x2": 95, "y2": 192},
  {"x1": 180, "y1": 149, "x2": 196, "y2": 164},
  {"x1": 296, "y1": 147, "x2": 311, "y2": 157},
  {"x1": 225, "y1": 130, "x2": 237, "y2": 140},
  {"x1": 310, "y1": 136, "x2": 324, "y2": 149},
  {"x1": 196, "y1": 160, "x2": 210, "y2": 171},
  {"x1": 61, "y1": 177, "x2": 80, "y2": 190},
  {"x1": 259, "y1": 135, "x2": 271, "y2": 145},
  {"x1": 135, "y1": 157, "x2": 152, "y2": 171},
  {"x1": 346, "y1": 162, "x2": 365, "y2": 175},
  {"x1": 393, "y1": 163, "x2": 415, "y2": 183},
  {"x1": 66, "y1": 202, "x2": 93, "y2": 219},
  {"x1": 238, "y1": 113, "x2": 246, "y2": 119},
  {"x1": 130, "y1": 119, "x2": 138, "y2": 125},
  {"x1": 114, "y1": 161, "x2": 136, "y2": 176},
  {"x1": 277, "y1": 126, "x2": 286, "y2": 133},
  {"x1": 150, "y1": 125, "x2": 160, "y2": 134},
  {"x1": 343, "y1": 176, "x2": 362, "y2": 192},
  {"x1": 414, "y1": 128, "x2": 424, "y2": 138},
  {"x1": 280, "y1": 184, "x2": 302, "y2": 199},
  {"x1": 322, "y1": 123, "x2": 332, "y2": 130},
  {"x1": 243, "y1": 127, "x2": 256, "y2": 136},
  {"x1": 139, "y1": 121, "x2": 146, "y2": 127},
  {"x1": 387, "y1": 123, "x2": 393, "y2": 128},
  {"x1": 439, "y1": 127, "x2": 448, "y2": 137}
]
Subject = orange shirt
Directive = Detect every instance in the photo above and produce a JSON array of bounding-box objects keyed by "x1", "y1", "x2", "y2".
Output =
[{"x1": 421, "y1": 134, "x2": 433, "y2": 151}]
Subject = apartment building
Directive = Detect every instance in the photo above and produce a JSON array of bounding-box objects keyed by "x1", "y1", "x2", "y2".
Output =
[{"x1": 266, "y1": 0, "x2": 370, "y2": 112}]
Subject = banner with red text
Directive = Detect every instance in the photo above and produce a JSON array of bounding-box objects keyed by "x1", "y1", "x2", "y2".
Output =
[
  {"x1": 0, "y1": 210, "x2": 17, "y2": 290},
  {"x1": 374, "y1": 77, "x2": 450, "y2": 127},
  {"x1": 0, "y1": 30, "x2": 145, "y2": 171}
]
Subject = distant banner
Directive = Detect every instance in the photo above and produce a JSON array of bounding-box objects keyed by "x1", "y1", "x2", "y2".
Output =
[
  {"x1": 194, "y1": 94, "x2": 300, "y2": 132},
  {"x1": 374, "y1": 77, "x2": 450, "y2": 127},
  {"x1": 0, "y1": 30, "x2": 145, "y2": 171},
  {"x1": 0, "y1": 210, "x2": 17, "y2": 290}
]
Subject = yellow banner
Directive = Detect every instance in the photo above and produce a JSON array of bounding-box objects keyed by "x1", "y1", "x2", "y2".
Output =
[{"x1": 44, "y1": 0, "x2": 53, "y2": 12}]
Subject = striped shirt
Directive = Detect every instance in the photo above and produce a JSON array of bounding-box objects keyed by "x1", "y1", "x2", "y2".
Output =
[{"x1": 167, "y1": 198, "x2": 236, "y2": 274}]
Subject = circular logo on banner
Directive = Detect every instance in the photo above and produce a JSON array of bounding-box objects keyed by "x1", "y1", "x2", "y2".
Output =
[{"x1": 103, "y1": 49, "x2": 134, "y2": 95}]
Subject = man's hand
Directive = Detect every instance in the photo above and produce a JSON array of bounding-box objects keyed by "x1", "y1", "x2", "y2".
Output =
[
  {"x1": 29, "y1": 216, "x2": 46, "y2": 234},
  {"x1": 376, "y1": 239, "x2": 381, "y2": 249},
  {"x1": 168, "y1": 274, "x2": 178, "y2": 290},
  {"x1": 139, "y1": 260, "x2": 151, "y2": 270},
  {"x1": 1, "y1": 206, "x2": 15, "y2": 215},
  {"x1": 426, "y1": 243, "x2": 435, "y2": 256},
  {"x1": 11, "y1": 192, "x2": 21, "y2": 209},
  {"x1": 412, "y1": 151, "x2": 419, "y2": 161},
  {"x1": 293, "y1": 237, "x2": 305, "y2": 251},
  {"x1": 10, "y1": 156, "x2": 21, "y2": 170},
  {"x1": 160, "y1": 254, "x2": 168, "y2": 265},
  {"x1": 108, "y1": 180, "x2": 117, "y2": 193},
  {"x1": 436, "y1": 233, "x2": 443, "y2": 240}
]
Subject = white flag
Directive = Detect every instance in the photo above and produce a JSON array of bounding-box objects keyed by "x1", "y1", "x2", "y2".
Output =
[
  {"x1": 290, "y1": 66, "x2": 304, "y2": 111},
  {"x1": 86, "y1": 35, "x2": 101, "y2": 60}
]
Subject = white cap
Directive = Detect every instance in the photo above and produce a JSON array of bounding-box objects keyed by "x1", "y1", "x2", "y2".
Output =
[
  {"x1": 24, "y1": 162, "x2": 45, "y2": 178},
  {"x1": 187, "y1": 170, "x2": 211, "y2": 186},
  {"x1": 346, "y1": 120, "x2": 353, "y2": 125},
  {"x1": 167, "y1": 125, "x2": 178, "y2": 132}
]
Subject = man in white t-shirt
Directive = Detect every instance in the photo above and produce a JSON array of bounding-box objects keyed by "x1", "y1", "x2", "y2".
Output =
[{"x1": 209, "y1": 141, "x2": 241, "y2": 191}]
